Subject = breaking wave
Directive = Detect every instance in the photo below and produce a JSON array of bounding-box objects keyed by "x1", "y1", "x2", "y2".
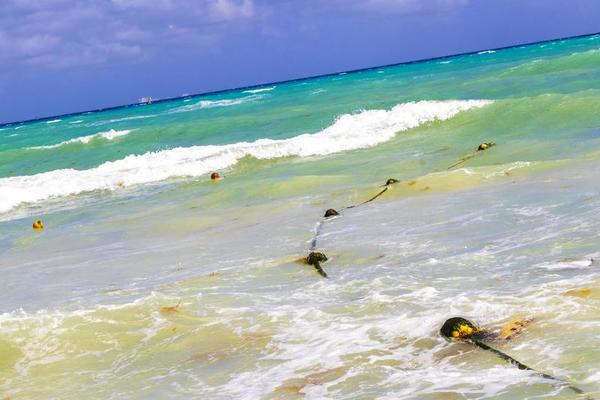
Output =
[
  {"x1": 243, "y1": 86, "x2": 275, "y2": 94},
  {"x1": 0, "y1": 100, "x2": 492, "y2": 213},
  {"x1": 28, "y1": 129, "x2": 132, "y2": 150},
  {"x1": 169, "y1": 94, "x2": 263, "y2": 113}
]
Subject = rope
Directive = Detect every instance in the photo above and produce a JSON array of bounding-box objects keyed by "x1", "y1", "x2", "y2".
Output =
[
  {"x1": 469, "y1": 339, "x2": 588, "y2": 396},
  {"x1": 345, "y1": 186, "x2": 389, "y2": 209},
  {"x1": 300, "y1": 141, "x2": 590, "y2": 397},
  {"x1": 304, "y1": 142, "x2": 495, "y2": 277},
  {"x1": 308, "y1": 179, "x2": 398, "y2": 253},
  {"x1": 446, "y1": 142, "x2": 496, "y2": 170},
  {"x1": 310, "y1": 219, "x2": 326, "y2": 251},
  {"x1": 446, "y1": 154, "x2": 476, "y2": 170}
]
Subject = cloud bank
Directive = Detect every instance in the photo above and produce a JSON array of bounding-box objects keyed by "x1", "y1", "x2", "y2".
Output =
[
  {"x1": 0, "y1": 0, "x2": 471, "y2": 70},
  {"x1": 0, "y1": 0, "x2": 261, "y2": 68}
]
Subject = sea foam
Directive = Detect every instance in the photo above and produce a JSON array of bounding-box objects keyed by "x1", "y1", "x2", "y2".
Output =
[
  {"x1": 28, "y1": 129, "x2": 132, "y2": 150},
  {"x1": 0, "y1": 100, "x2": 492, "y2": 213}
]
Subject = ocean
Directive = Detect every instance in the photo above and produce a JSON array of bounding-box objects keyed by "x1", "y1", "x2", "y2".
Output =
[{"x1": 1, "y1": 33, "x2": 600, "y2": 399}]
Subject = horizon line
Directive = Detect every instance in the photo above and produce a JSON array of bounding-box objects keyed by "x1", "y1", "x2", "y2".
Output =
[{"x1": 2, "y1": 30, "x2": 599, "y2": 127}]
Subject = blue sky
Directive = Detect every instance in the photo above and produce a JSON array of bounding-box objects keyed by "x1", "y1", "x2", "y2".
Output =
[{"x1": 1, "y1": 0, "x2": 599, "y2": 123}]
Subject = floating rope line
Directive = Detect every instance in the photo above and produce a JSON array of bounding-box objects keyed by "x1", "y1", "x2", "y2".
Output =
[
  {"x1": 345, "y1": 178, "x2": 399, "y2": 210},
  {"x1": 303, "y1": 142, "x2": 495, "y2": 278},
  {"x1": 304, "y1": 179, "x2": 398, "y2": 277},
  {"x1": 446, "y1": 142, "x2": 495, "y2": 170},
  {"x1": 310, "y1": 219, "x2": 327, "y2": 251},
  {"x1": 309, "y1": 209, "x2": 341, "y2": 251},
  {"x1": 307, "y1": 177, "x2": 398, "y2": 256},
  {"x1": 299, "y1": 143, "x2": 589, "y2": 397},
  {"x1": 440, "y1": 317, "x2": 589, "y2": 397}
]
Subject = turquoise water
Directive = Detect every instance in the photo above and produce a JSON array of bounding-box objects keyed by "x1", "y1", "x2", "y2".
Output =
[{"x1": 2, "y1": 34, "x2": 600, "y2": 399}]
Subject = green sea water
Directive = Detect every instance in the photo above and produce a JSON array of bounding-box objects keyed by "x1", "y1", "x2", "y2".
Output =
[{"x1": 1, "y1": 34, "x2": 600, "y2": 399}]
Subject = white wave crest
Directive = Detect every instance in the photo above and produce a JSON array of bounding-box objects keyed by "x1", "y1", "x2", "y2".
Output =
[
  {"x1": 46, "y1": 119, "x2": 61, "y2": 124},
  {"x1": 243, "y1": 86, "x2": 275, "y2": 94},
  {"x1": 169, "y1": 95, "x2": 262, "y2": 113},
  {"x1": 0, "y1": 100, "x2": 492, "y2": 213},
  {"x1": 538, "y1": 258, "x2": 596, "y2": 271},
  {"x1": 28, "y1": 129, "x2": 132, "y2": 150}
]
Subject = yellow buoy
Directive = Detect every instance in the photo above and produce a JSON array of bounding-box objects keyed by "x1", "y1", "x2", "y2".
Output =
[{"x1": 32, "y1": 220, "x2": 44, "y2": 230}]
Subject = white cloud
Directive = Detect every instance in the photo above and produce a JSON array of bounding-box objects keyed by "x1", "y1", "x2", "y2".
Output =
[
  {"x1": 357, "y1": 0, "x2": 423, "y2": 12},
  {"x1": 305, "y1": 0, "x2": 469, "y2": 15},
  {"x1": 111, "y1": 0, "x2": 174, "y2": 10},
  {"x1": 358, "y1": 0, "x2": 468, "y2": 11},
  {"x1": 18, "y1": 34, "x2": 61, "y2": 55},
  {"x1": 209, "y1": 0, "x2": 255, "y2": 21},
  {"x1": 0, "y1": 0, "x2": 466, "y2": 70},
  {"x1": 9, "y1": 0, "x2": 72, "y2": 9},
  {"x1": 0, "y1": 0, "x2": 262, "y2": 69}
]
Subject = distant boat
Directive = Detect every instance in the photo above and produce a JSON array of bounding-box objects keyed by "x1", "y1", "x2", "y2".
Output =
[{"x1": 139, "y1": 97, "x2": 153, "y2": 105}]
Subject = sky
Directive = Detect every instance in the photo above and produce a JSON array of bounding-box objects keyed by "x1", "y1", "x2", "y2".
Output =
[{"x1": 1, "y1": 0, "x2": 599, "y2": 124}]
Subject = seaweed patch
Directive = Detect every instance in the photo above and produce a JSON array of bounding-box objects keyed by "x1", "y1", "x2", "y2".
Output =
[{"x1": 159, "y1": 301, "x2": 182, "y2": 316}]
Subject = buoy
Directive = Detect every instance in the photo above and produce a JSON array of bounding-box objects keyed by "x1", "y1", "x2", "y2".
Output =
[
  {"x1": 32, "y1": 220, "x2": 44, "y2": 230},
  {"x1": 324, "y1": 209, "x2": 340, "y2": 218},
  {"x1": 477, "y1": 142, "x2": 496, "y2": 151},
  {"x1": 439, "y1": 317, "x2": 587, "y2": 396},
  {"x1": 306, "y1": 251, "x2": 328, "y2": 278},
  {"x1": 210, "y1": 172, "x2": 221, "y2": 181},
  {"x1": 440, "y1": 317, "x2": 483, "y2": 340}
]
